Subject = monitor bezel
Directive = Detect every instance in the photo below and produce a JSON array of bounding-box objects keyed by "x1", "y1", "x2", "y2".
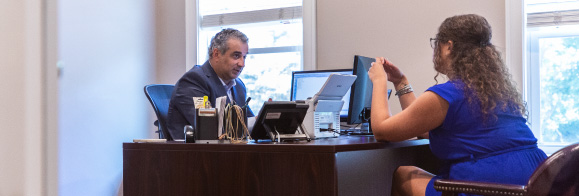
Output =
[{"x1": 347, "y1": 55, "x2": 375, "y2": 125}]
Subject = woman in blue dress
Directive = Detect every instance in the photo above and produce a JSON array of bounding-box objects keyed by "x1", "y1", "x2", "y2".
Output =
[{"x1": 367, "y1": 14, "x2": 548, "y2": 196}]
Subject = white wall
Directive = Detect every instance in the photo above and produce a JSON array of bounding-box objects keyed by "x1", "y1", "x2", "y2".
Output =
[
  {"x1": 149, "y1": 0, "x2": 187, "y2": 139},
  {"x1": 506, "y1": 0, "x2": 525, "y2": 94},
  {"x1": 317, "y1": 0, "x2": 507, "y2": 114},
  {"x1": 155, "y1": 0, "x2": 187, "y2": 84},
  {"x1": 58, "y1": 0, "x2": 155, "y2": 195},
  {"x1": 0, "y1": 0, "x2": 45, "y2": 195}
]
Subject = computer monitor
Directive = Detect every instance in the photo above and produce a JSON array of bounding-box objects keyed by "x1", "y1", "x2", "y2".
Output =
[
  {"x1": 347, "y1": 55, "x2": 392, "y2": 126},
  {"x1": 290, "y1": 69, "x2": 353, "y2": 121}
]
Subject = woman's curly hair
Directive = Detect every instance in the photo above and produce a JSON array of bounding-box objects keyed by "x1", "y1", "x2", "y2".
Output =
[{"x1": 432, "y1": 14, "x2": 526, "y2": 122}]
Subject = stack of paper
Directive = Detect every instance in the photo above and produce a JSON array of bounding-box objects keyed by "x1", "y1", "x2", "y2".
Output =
[{"x1": 215, "y1": 96, "x2": 227, "y2": 136}]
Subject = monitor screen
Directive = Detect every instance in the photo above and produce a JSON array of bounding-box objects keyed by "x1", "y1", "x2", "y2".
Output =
[
  {"x1": 347, "y1": 55, "x2": 391, "y2": 125},
  {"x1": 250, "y1": 101, "x2": 309, "y2": 140},
  {"x1": 290, "y1": 69, "x2": 353, "y2": 120}
]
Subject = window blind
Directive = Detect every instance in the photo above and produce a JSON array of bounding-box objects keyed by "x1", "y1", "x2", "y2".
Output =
[
  {"x1": 527, "y1": 9, "x2": 579, "y2": 27},
  {"x1": 201, "y1": 6, "x2": 302, "y2": 28}
]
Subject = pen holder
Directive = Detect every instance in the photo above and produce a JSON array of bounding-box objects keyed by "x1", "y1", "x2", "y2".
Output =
[{"x1": 196, "y1": 108, "x2": 218, "y2": 140}]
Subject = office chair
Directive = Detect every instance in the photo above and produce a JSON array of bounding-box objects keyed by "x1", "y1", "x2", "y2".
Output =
[
  {"x1": 144, "y1": 84, "x2": 175, "y2": 141},
  {"x1": 434, "y1": 142, "x2": 579, "y2": 196}
]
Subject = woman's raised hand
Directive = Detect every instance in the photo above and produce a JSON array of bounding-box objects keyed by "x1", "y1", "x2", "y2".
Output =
[
  {"x1": 368, "y1": 57, "x2": 388, "y2": 84},
  {"x1": 382, "y1": 59, "x2": 405, "y2": 86}
]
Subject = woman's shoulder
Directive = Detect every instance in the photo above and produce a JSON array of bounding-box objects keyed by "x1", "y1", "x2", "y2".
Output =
[
  {"x1": 427, "y1": 80, "x2": 463, "y2": 92},
  {"x1": 426, "y1": 80, "x2": 465, "y2": 103}
]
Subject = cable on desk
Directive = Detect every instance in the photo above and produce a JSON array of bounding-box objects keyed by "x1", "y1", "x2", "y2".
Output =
[
  {"x1": 320, "y1": 128, "x2": 348, "y2": 136},
  {"x1": 220, "y1": 104, "x2": 251, "y2": 143}
]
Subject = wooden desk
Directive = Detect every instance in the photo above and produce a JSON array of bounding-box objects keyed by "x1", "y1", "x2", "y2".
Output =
[{"x1": 123, "y1": 136, "x2": 439, "y2": 196}]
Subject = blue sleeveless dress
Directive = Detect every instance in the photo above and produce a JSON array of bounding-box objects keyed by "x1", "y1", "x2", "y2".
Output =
[{"x1": 424, "y1": 80, "x2": 547, "y2": 196}]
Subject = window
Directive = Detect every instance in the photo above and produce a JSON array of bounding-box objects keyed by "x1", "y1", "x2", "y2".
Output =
[
  {"x1": 525, "y1": 0, "x2": 579, "y2": 153},
  {"x1": 195, "y1": 0, "x2": 311, "y2": 113}
]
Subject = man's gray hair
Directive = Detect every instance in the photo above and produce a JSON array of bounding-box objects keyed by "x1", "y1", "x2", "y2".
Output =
[{"x1": 208, "y1": 28, "x2": 249, "y2": 58}]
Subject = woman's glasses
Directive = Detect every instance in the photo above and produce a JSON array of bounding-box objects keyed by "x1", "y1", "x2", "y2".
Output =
[{"x1": 430, "y1": 38, "x2": 438, "y2": 49}]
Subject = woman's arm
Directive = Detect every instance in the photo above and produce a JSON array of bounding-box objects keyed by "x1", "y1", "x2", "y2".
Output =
[
  {"x1": 393, "y1": 77, "x2": 416, "y2": 110},
  {"x1": 382, "y1": 60, "x2": 417, "y2": 110},
  {"x1": 372, "y1": 92, "x2": 448, "y2": 141},
  {"x1": 368, "y1": 58, "x2": 448, "y2": 141},
  {"x1": 391, "y1": 77, "x2": 432, "y2": 139}
]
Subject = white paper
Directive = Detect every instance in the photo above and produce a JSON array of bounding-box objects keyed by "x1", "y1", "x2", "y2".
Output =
[
  {"x1": 215, "y1": 96, "x2": 227, "y2": 136},
  {"x1": 247, "y1": 117, "x2": 256, "y2": 133},
  {"x1": 133, "y1": 139, "x2": 166, "y2": 143},
  {"x1": 193, "y1": 97, "x2": 205, "y2": 109},
  {"x1": 314, "y1": 100, "x2": 344, "y2": 112},
  {"x1": 315, "y1": 74, "x2": 357, "y2": 101}
]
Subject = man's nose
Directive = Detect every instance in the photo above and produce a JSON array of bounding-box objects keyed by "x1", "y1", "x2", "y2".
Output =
[{"x1": 238, "y1": 58, "x2": 245, "y2": 67}]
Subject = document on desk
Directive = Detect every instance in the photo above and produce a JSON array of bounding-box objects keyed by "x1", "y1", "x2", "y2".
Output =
[
  {"x1": 133, "y1": 139, "x2": 166, "y2": 143},
  {"x1": 215, "y1": 96, "x2": 227, "y2": 136}
]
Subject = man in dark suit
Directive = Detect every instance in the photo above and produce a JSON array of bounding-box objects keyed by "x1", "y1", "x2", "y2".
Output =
[{"x1": 167, "y1": 28, "x2": 254, "y2": 140}]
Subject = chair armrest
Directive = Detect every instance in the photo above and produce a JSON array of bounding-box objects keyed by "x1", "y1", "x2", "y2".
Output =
[{"x1": 434, "y1": 179, "x2": 526, "y2": 196}]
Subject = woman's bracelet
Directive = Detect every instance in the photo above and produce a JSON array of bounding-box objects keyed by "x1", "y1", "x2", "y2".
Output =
[{"x1": 395, "y1": 84, "x2": 413, "y2": 97}]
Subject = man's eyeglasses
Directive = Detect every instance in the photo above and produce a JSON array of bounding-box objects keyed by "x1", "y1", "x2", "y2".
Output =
[{"x1": 430, "y1": 38, "x2": 438, "y2": 49}]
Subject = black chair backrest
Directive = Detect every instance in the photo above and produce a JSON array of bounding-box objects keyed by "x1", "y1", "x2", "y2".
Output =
[
  {"x1": 144, "y1": 84, "x2": 175, "y2": 141},
  {"x1": 527, "y1": 143, "x2": 579, "y2": 196}
]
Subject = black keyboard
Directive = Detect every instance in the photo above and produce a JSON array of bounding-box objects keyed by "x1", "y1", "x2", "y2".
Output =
[
  {"x1": 341, "y1": 129, "x2": 373, "y2": 135},
  {"x1": 348, "y1": 132, "x2": 373, "y2": 136}
]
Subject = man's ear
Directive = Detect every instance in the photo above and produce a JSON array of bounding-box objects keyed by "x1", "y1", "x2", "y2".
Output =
[{"x1": 212, "y1": 48, "x2": 220, "y2": 58}]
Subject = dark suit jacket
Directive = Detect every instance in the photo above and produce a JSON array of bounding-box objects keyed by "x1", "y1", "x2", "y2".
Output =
[{"x1": 167, "y1": 60, "x2": 254, "y2": 140}]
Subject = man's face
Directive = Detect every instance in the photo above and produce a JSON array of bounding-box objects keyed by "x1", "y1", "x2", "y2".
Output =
[{"x1": 211, "y1": 38, "x2": 249, "y2": 83}]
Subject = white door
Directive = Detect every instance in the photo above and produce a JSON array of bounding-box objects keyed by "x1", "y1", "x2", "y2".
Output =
[{"x1": 58, "y1": 0, "x2": 154, "y2": 195}]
